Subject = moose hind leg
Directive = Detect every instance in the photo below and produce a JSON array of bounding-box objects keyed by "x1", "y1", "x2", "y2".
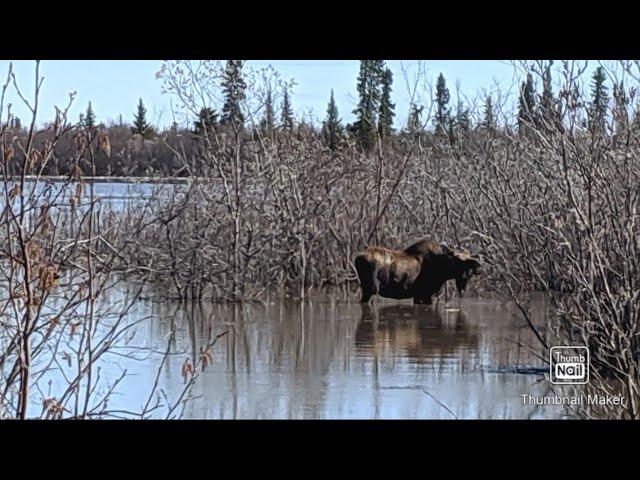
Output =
[{"x1": 361, "y1": 289, "x2": 375, "y2": 304}]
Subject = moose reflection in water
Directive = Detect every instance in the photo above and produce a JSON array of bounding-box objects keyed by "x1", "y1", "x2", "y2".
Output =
[{"x1": 355, "y1": 303, "x2": 479, "y2": 365}]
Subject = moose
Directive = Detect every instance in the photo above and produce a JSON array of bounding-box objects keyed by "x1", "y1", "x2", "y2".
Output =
[{"x1": 354, "y1": 238, "x2": 482, "y2": 305}]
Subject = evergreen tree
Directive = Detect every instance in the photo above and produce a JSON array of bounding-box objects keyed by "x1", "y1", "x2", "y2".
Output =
[
  {"x1": 280, "y1": 87, "x2": 294, "y2": 131},
  {"x1": 406, "y1": 103, "x2": 424, "y2": 134},
  {"x1": 322, "y1": 89, "x2": 343, "y2": 150},
  {"x1": 82, "y1": 102, "x2": 96, "y2": 131},
  {"x1": 352, "y1": 60, "x2": 385, "y2": 151},
  {"x1": 194, "y1": 107, "x2": 218, "y2": 135},
  {"x1": 131, "y1": 98, "x2": 152, "y2": 137},
  {"x1": 518, "y1": 73, "x2": 536, "y2": 134},
  {"x1": 483, "y1": 95, "x2": 496, "y2": 129},
  {"x1": 455, "y1": 101, "x2": 470, "y2": 133},
  {"x1": 589, "y1": 66, "x2": 609, "y2": 135},
  {"x1": 612, "y1": 81, "x2": 628, "y2": 136},
  {"x1": 352, "y1": 61, "x2": 373, "y2": 147},
  {"x1": 220, "y1": 60, "x2": 247, "y2": 128},
  {"x1": 434, "y1": 73, "x2": 450, "y2": 135},
  {"x1": 260, "y1": 87, "x2": 276, "y2": 133},
  {"x1": 538, "y1": 63, "x2": 557, "y2": 129},
  {"x1": 378, "y1": 68, "x2": 395, "y2": 139},
  {"x1": 9, "y1": 116, "x2": 22, "y2": 130}
]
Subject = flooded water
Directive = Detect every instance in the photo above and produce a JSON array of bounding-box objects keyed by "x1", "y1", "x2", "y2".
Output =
[
  {"x1": 92, "y1": 294, "x2": 563, "y2": 419},
  {"x1": 3, "y1": 178, "x2": 567, "y2": 419}
]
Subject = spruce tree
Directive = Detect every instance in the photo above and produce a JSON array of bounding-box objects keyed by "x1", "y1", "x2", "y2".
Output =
[
  {"x1": 612, "y1": 81, "x2": 628, "y2": 136},
  {"x1": 518, "y1": 73, "x2": 536, "y2": 134},
  {"x1": 483, "y1": 95, "x2": 496, "y2": 130},
  {"x1": 378, "y1": 68, "x2": 395, "y2": 139},
  {"x1": 434, "y1": 73, "x2": 450, "y2": 135},
  {"x1": 260, "y1": 87, "x2": 276, "y2": 133},
  {"x1": 220, "y1": 60, "x2": 247, "y2": 128},
  {"x1": 280, "y1": 88, "x2": 294, "y2": 131},
  {"x1": 455, "y1": 101, "x2": 470, "y2": 133},
  {"x1": 369, "y1": 60, "x2": 385, "y2": 106},
  {"x1": 352, "y1": 61, "x2": 373, "y2": 148},
  {"x1": 82, "y1": 102, "x2": 96, "y2": 131},
  {"x1": 406, "y1": 103, "x2": 423, "y2": 134},
  {"x1": 194, "y1": 107, "x2": 218, "y2": 135},
  {"x1": 589, "y1": 67, "x2": 609, "y2": 135},
  {"x1": 9, "y1": 116, "x2": 22, "y2": 130},
  {"x1": 132, "y1": 98, "x2": 152, "y2": 137},
  {"x1": 352, "y1": 60, "x2": 385, "y2": 151},
  {"x1": 538, "y1": 63, "x2": 557, "y2": 129},
  {"x1": 322, "y1": 89, "x2": 343, "y2": 150}
]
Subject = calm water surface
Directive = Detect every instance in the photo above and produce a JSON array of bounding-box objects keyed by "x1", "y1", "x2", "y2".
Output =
[
  {"x1": 7, "y1": 179, "x2": 185, "y2": 209},
  {"x1": 101, "y1": 295, "x2": 560, "y2": 419}
]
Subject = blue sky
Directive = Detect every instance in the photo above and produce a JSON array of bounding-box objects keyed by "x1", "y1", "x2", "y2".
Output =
[{"x1": 0, "y1": 60, "x2": 547, "y2": 130}]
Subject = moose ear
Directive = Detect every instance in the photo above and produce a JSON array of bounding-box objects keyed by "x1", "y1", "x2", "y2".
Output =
[
  {"x1": 453, "y1": 248, "x2": 471, "y2": 261},
  {"x1": 440, "y1": 243, "x2": 453, "y2": 255}
]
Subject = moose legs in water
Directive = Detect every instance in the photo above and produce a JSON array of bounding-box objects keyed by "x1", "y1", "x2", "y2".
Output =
[
  {"x1": 413, "y1": 282, "x2": 448, "y2": 306},
  {"x1": 355, "y1": 254, "x2": 413, "y2": 304},
  {"x1": 413, "y1": 294, "x2": 433, "y2": 306},
  {"x1": 355, "y1": 254, "x2": 378, "y2": 304}
]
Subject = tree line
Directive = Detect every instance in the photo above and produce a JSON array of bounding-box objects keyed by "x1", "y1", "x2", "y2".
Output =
[{"x1": 1, "y1": 60, "x2": 636, "y2": 177}]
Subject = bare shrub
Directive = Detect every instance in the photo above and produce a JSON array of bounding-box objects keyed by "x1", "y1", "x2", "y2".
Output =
[{"x1": 0, "y1": 62, "x2": 224, "y2": 419}]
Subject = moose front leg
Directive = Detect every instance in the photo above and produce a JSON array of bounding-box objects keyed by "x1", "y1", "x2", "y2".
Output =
[
  {"x1": 415, "y1": 281, "x2": 446, "y2": 307},
  {"x1": 413, "y1": 294, "x2": 433, "y2": 306}
]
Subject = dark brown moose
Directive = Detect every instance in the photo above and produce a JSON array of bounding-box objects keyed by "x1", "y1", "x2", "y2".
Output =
[{"x1": 354, "y1": 239, "x2": 482, "y2": 305}]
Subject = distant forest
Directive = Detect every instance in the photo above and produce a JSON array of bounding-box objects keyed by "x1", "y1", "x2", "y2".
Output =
[{"x1": 1, "y1": 60, "x2": 636, "y2": 177}]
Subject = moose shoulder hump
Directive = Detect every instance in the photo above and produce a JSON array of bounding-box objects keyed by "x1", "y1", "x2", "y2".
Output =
[{"x1": 404, "y1": 238, "x2": 444, "y2": 256}]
